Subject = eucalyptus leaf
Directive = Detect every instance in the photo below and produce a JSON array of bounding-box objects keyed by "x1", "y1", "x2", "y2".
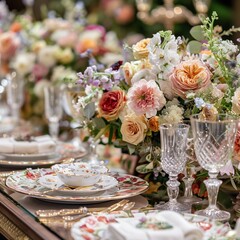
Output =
[
  {"x1": 190, "y1": 25, "x2": 205, "y2": 41},
  {"x1": 92, "y1": 117, "x2": 106, "y2": 129},
  {"x1": 127, "y1": 144, "x2": 136, "y2": 155},
  {"x1": 187, "y1": 40, "x2": 202, "y2": 54},
  {"x1": 145, "y1": 161, "x2": 154, "y2": 170},
  {"x1": 83, "y1": 102, "x2": 95, "y2": 120},
  {"x1": 136, "y1": 164, "x2": 152, "y2": 174}
]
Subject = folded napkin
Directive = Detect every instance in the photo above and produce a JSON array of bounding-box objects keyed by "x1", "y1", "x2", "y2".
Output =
[
  {"x1": 0, "y1": 135, "x2": 56, "y2": 154},
  {"x1": 102, "y1": 211, "x2": 203, "y2": 240}
]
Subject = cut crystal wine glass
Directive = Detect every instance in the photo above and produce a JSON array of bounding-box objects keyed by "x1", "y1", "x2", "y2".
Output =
[
  {"x1": 190, "y1": 114, "x2": 238, "y2": 221},
  {"x1": 156, "y1": 123, "x2": 190, "y2": 212}
]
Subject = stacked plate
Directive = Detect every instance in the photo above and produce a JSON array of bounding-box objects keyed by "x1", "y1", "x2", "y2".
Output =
[
  {"x1": 0, "y1": 135, "x2": 63, "y2": 167},
  {"x1": 5, "y1": 164, "x2": 149, "y2": 204}
]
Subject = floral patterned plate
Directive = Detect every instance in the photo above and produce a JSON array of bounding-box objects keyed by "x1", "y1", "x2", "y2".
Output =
[
  {"x1": 71, "y1": 212, "x2": 231, "y2": 240},
  {"x1": 38, "y1": 174, "x2": 118, "y2": 195},
  {"x1": 5, "y1": 169, "x2": 149, "y2": 204}
]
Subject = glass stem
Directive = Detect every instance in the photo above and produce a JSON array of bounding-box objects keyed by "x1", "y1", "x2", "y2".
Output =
[
  {"x1": 12, "y1": 106, "x2": 20, "y2": 124},
  {"x1": 49, "y1": 121, "x2": 59, "y2": 141},
  {"x1": 88, "y1": 137, "x2": 98, "y2": 164},
  {"x1": 204, "y1": 173, "x2": 221, "y2": 210},
  {"x1": 183, "y1": 177, "x2": 194, "y2": 198},
  {"x1": 167, "y1": 174, "x2": 180, "y2": 204}
]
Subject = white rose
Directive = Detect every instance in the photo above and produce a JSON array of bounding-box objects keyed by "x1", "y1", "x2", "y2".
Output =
[
  {"x1": 38, "y1": 46, "x2": 59, "y2": 68},
  {"x1": 131, "y1": 69, "x2": 157, "y2": 85},
  {"x1": 103, "y1": 31, "x2": 121, "y2": 52},
  {"x1": 12, "y1": 52, "x2": 35, "y2": 76}
]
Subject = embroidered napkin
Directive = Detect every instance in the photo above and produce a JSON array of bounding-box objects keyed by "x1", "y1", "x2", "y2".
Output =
[{"x1": 102, "y1": 211, "x2": 203, "y2": 240}]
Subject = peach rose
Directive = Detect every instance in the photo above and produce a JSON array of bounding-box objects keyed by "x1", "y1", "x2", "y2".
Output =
[
  {"x1": 148, "y1": 116, "x2": 159, "y2": 132},
  {"x1": 170, "y1": 60, "x2": 212, "y2": 98},
  {"x1": 232, "y1": 87, "x2": 240, "y2": 114},
  {"x1": 0, "y1": 32, "x2": 20, "y2": 60},
  {"x1": 122, "y1": 62, "x2": 136, "y2": 85},
  {"x1": 200, "y1": 106, "x2": 218, "y2": 121},
  {"x1": 98, "y1": 90, "x2": 126, "y2": 121},
  {"x1": 121, "y1": 115, "x2": 148, "y2": 145},
  {"x1": 132, "y1": 38, "x2": 151, "y2": 60}
]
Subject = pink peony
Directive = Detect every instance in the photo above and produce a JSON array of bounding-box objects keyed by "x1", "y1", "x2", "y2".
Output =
[
  {"x1": 170, "y1": 60, "x2": 212, "y2": 98},
  {"x1": 0, "y1": 32, "x2": 20, "y2": 60},
  {"x1": 32, "y1": 64, "x2": 49, "y2": 80},
  {"x1": 127, "y1": 79, "x2": 166, "y2": 118}
]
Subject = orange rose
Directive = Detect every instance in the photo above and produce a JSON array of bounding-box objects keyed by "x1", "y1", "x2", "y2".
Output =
[
  {"x1": 170, "y1": 60, "x2": 212, "y2": 98},
  {"x1": 0, "y1": 32, "x2": 20, "y2": 60},
  {"x1": 98, "y1": 90, "x2": 126, "y2": 121},
  {"x1": 148, "y1": 116, "x2": 159, "y2": 132}
]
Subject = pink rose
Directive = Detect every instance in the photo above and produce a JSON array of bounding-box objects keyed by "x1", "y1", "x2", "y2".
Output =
[
  {"x1": 170, "y1": 60, "x2": 212, "y2": 98},
  {"x1": 85, "y1": 25, "x2": 106, "y2": 40},
  {"x1": 0, "y1": 32, "x2": 20, "y2": 60},
  {"x1": 98, "y1": 90, "x2": 126, "y2": 121},
  {"x1": 32, "y1": 64, "x2": 49, "y2": 80}
]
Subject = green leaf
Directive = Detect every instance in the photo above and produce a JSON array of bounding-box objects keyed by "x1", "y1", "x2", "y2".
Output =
[
  {"x1": 136, "y1": 164, "x2": 152, "y2": 174},
  {"x1": 83, "y1": 102, "x2": 95, "y2": 120},
  {"x1": 190, "y1": 25, "x2": 205, "y2": 41},
  {"x1": 187, "y1": 40, "x2": 202, "y2": 54},
  {"x1": 145, "y1": 161, "x2": 154, "y2": 170},
  {"x1": 127, "y1": 144, "x2": 136, "y2": 155},
  {"x1": 92, "y1": 117, "x2": 106, "y2": 129},
  {"x1": 230, "y1": 176, "x2": 238, "y2": 190}
]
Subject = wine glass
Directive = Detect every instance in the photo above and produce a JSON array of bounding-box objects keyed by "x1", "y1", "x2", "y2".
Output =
[
  {"x1": 190, "y1": 114, "x2": 238, "y2": 221},
  {"x1": 156, "y1": 123, "x2": 190, "y2": 212},
  {"x1": 63, "y1": 85, "x2": 100, "y2": 165},
  {"x1": 44, "y1": 85, "x2": 63, "y2": 141},
  {"x1": 179, "y1": 121, "x2": 203, "y2": 204},
  {"x1": 63, "y1": 85, "x2": 86, "y2": 152},
  {"x1": 6, "y1": 71, "x2": 24, "y2": 124}
]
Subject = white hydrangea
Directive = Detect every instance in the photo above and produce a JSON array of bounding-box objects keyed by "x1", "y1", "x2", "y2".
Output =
[
  {"x1": 159, "y1": 104, "x2": 184, "y2": 124},
  {"x1": 38, "y1": 46, "x2": 59, "y2": 68},
  {"x1": 51, "y1": 66, "x2": 77, "y2": 82},
  {"x1": 219, "y1": 40, "x2": 238, "y2": 59}
]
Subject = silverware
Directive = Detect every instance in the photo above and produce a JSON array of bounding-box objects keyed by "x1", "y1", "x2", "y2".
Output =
[
  {"x1": 36, "y1": 207, "x2": 88, "y2": 218},
  {"x1": 36, "y1": 199, "x2": 129, "y2": 218}
]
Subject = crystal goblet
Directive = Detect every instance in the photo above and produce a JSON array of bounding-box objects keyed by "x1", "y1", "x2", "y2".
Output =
[
  {"x1": 44, "y1": 85, "x2": 63, "y2": 140},
  {"x1": 190, "y1": 114, "x2": 238, "y2": 221},
  {"x1": 6, "y1": 71, "x2": 24, "y2": 124},
  {"x1": 64, "y1": 85, "x2": 100, "y2": 165},
  {"x1": 156, "y1": 123, "x2": 190, "y2": 212}
]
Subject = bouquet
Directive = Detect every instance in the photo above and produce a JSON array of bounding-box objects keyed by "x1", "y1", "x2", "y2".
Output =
[{"x1": 73, "y1": 12, "x2": 240, "y2": 199}]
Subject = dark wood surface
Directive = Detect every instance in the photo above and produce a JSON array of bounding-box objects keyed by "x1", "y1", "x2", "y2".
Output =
[{"x1": 0, "y1": 191, "x2": 62, "y2": 240}]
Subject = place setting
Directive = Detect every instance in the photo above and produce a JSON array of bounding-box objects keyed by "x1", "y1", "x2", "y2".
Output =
[{"x1": 4, "y1": 162, "x2": 149, "y2": 204}]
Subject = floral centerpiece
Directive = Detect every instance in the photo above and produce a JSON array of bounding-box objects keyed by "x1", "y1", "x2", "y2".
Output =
[{"x1": 72, "y1": 12, "x2": 240, "y2": 203}]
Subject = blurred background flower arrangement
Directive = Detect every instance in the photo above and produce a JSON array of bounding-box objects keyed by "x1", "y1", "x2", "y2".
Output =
[
  {"x1": 0, "y1": 0, "x2": 122, "y2": 130},
  {"x1": 72, "y1": 12, "x2": 240, "y2": 203}
]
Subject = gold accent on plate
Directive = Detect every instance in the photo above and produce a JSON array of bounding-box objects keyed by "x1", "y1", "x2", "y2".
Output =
[{"x1": 0, "y1": 212, "x2": 30, "y2": 240}]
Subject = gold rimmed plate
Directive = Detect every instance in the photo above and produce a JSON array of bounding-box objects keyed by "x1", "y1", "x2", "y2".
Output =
[{"x1": 5, "y1": 169, "x2": 149, "y2": 204}]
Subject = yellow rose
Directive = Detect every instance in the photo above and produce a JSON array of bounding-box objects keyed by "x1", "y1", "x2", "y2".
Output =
[
  {"x1": 56, "y1": 48, "x2": 74, "y2": 64},
  {"x1": 31, "y1": 41, "x2": 46, "y2": 53},
  {"x1": 121, "y1": 115, "x2": 148, "y2": 145},
  {"x1": 132, "y1": 38, "x2": 151, "y2": 60}
]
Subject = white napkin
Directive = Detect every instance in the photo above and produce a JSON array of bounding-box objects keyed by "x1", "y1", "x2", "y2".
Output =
[
  {"x1": 102, "y1": 211, "x2": 203, "y2": 240},
  {"x1": 0, "y1": 135, "x2": 56, "y2": 154}
]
